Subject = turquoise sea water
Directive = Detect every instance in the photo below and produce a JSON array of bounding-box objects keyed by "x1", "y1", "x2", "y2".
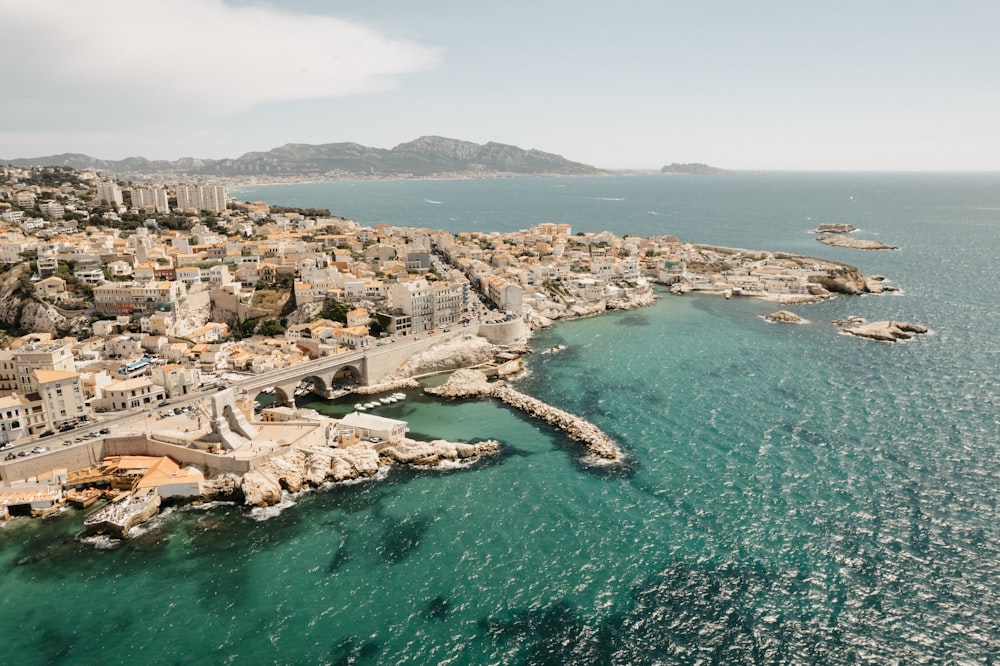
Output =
[{"x1": 2, "y1": 174, "x2": 998, "y2": 664}]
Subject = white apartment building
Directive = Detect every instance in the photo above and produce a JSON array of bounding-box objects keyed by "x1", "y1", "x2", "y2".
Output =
[
  {"x1": 13, "y1": 190, "x2": 37, "y2": 208},
  {"x1": 34, "y1": 369, "x2": 89, "y2": 431},
  {"x1": 14, "y1": 342, "x2": 75, "y2": 395},
  {"x1": 388, "y1": 279, "x2": 434, "y2": 333},
  {"x1": 431, "y1": 281, "x2": 464, "y2": 328},
  {"x1": 96, "y1": 377, "x2": 166, "y2": 412},
  {"x1": 175, "y1": 184, "x2": 227, "y2": 214},
  {"x1": 95, "y1": 180, "x2": 124, "y2": 206},
  {"x1": 93, "y1": 281, "x2": 185, "y2": 316},
  {"x1": 0, "y1": 393, "x2": 34, "y2": 444},
  {"x1": 483, "y1": 276, "x2": 524, "y2": 315},
  {"x1": 38, "y1": 202, "x2": 65, "y2": 218},
  {"x1": 130, "y1": 186, "x2": 170, "y2": 213},
  {"x1": 0, "y1": 237, "x2": 38, "y2": 264},
  {"x1": 149, "y1": 364, "x2": 200, "y2": 398}
]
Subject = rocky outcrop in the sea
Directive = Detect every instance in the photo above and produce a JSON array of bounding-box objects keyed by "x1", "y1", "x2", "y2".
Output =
[
  {"x1": 817, "y1": 234, "x2": 898, "y2": 250},
  {"x1": 494, "y1": 358, "x2": 524, "y2": 378},
  {"x1": 231, "y1": 434, "x2": 497, "y2": 507},
  {"x1": 766, "y1": 310, "x2": 804, "y2": 323},
  {"x1": 809, "y1": 266, "x2": 869, "y2": 295},
  {"x1": 83, "y1": 491, "x2": 162, "y2": 538},
  {"x1": 426, "y1": 368, "x2": 622, "y2": 463},
  {"x1": 841, "y1": 320, "x2": 928, "y2": 342}
]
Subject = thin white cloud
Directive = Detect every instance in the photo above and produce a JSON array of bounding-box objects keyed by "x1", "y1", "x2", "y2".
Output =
[{"x1": 0, "y1": 0, "x2": 439, "y2": 131}]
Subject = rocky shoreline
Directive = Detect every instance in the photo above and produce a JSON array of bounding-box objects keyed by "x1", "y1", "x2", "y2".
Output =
[
  {"x1": 204, "y1": 436, "x2": 500, "y2": 508},
  {"x1": 352, "y1": 378, "x2": 420, "y2": 395},
  {"x1": 425, "y1": 368, "x2": 623, "y2": 463},
  {"x1": 526, "y1": 289, "x2": 658, "y2": 330}
]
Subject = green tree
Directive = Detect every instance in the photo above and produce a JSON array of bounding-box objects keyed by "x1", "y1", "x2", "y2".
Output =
[
  {"x1": 318, "y1": 299, "x2": 351, "y2": 324},
  {"x1": 258, "y1": 319, "x2": 286, "y2": 337}
]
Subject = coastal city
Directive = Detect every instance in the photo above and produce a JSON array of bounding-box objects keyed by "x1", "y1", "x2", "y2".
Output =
[{"x1": 0, "y1": 164, "x2": 884, "y2": 535}]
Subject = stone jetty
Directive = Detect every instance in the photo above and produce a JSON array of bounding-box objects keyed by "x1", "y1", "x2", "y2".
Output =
[
  {"x1": 426, "y1": 368, "x2": 623, "y2": 463},
  {"x1": 353, "y1": 378, "x2": 420, "y2": 395}
]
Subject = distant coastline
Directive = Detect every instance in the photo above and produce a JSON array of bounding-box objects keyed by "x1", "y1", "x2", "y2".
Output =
[{"x1": 660, "y1": 162, "x2": 729, "y2": 175}]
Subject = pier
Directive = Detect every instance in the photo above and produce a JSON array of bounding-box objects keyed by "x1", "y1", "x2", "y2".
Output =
[{"x1": 426, "y1": 369, "x2": 623, "y2": 463}]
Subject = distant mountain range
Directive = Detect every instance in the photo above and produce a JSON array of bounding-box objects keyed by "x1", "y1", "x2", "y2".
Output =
[{"x1": 3, "y1": 136, "x2": 605, "y2": 179}]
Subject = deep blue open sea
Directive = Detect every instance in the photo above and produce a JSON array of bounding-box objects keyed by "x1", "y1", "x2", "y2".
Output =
[{"x1": 2, "y1": 173, "x2": 998, "y2": 664}]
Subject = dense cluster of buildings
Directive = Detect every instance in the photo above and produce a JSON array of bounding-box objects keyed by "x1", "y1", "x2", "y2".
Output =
[{"x1": 0, "y1": 164, "x2": 835, "y2": 450}]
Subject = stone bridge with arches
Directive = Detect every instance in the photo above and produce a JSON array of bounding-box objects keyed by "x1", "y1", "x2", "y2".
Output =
[
  {"x1": 230, "y1": 329, "x2": 482, "y2": 408},
  {"x1": 237, "y1": 350, "x2": 368, "y2": 407}
]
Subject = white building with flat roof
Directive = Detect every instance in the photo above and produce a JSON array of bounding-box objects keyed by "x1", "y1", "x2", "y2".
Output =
[{"x1": 337, "y1": 412, "x2": 408, "y2": 444}]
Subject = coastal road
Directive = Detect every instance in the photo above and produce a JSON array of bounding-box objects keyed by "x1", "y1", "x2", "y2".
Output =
[{"x1": 5, "y1": 327, "x2": 474, "y2": 460}]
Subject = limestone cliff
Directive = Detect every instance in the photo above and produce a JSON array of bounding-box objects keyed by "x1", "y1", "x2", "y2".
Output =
[
  {"x1": 0, "y1": 264, "x2": 92, "y2": 337},
  {"x1": 381, "y1": 336, "x2": 495, "y2": 381}
]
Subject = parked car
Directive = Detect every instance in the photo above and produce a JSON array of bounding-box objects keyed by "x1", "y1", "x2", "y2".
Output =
[
  {"x1": 0, "y1": 443, "x2": 12, "y2": 451},
  {"x1": 40, "y1": 430, "x2": 54, "y2": 437},
  {"x1": 31, "y1": 446, "x2": 48, "y2": 454}
]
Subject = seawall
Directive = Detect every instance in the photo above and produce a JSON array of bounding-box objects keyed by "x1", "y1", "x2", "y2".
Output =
[{"x1": 425, "y1": 368, "x2": 623, "y2": 463}]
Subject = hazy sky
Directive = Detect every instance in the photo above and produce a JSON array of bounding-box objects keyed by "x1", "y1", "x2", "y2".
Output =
[{"x1": 2, "y1": 0, "x2": 998, "y2": 171}]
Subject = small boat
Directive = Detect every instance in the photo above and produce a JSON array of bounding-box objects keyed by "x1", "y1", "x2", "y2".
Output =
[
  {"x1": 354, "y1": 403, "x2": 365, "y2": 411},
  {"x1": 392, "y1": 393, "x2": 406, "y2": 400},
  {"x1": 380, "y1": 397, "x2": 394, "y2": 404},
  {"x1": 364, "y1": 402, "x2": 378, "y2": 409}
]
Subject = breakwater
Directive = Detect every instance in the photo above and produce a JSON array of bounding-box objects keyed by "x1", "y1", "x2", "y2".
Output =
[{"x1": 426, "y1": 368, "x2": 622, "y2": 463}]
